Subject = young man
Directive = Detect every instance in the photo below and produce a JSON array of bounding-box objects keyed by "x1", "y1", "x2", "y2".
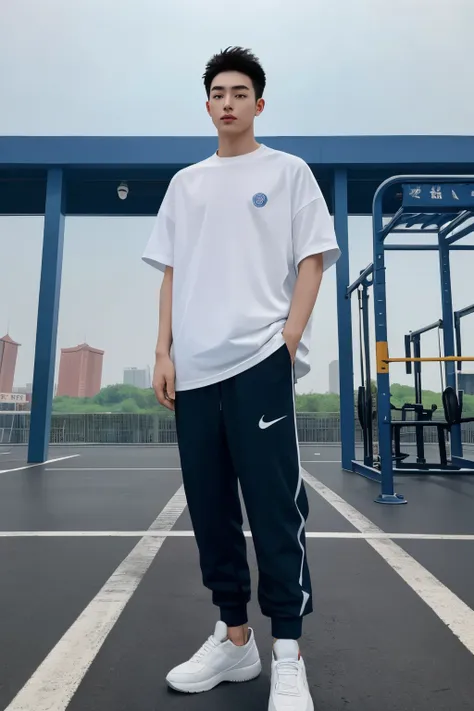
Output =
[{"x1": 142, "y1": 47, "x2": 340, "y2": 711}]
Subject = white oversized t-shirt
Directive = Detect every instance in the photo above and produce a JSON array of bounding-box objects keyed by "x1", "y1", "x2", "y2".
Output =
[{"x1": 142, "y1": 144, "x2": 340, "y2": 391}]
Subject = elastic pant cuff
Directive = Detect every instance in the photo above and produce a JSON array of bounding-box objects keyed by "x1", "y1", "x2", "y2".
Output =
[
  {"x1": 220, "y1": 606, "x2": 248, "y2": 628},
  {"x1": 272, "y1": 617, "x2": 303, "y2": 640}
]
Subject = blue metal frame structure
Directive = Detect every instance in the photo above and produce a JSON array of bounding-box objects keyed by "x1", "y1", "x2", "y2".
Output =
[
  {"x1": 404, "y1": 319, "x2": 444, "y2": 406},
  {"x1": 348, "y1": 175, "x2": 474, "y2": 504},
  {"x1": 28, "y1": 171, "x2": 66, "y2": 462},
  {"x1": 402, "y1": 309, "x2": 474, "y2": 472},
  {"x1": 4, "y1": 135, "x2": 474, "y2": 171},
  {"x1": 455, "y1": 304, "x2": 474, "y2": 370},
  {"x1": 346, "y1": 263, "x2": 374, "y2": 474},
  {"x1": 453, "y1": 304, "x2": 474, "y2": 468},
  {"x1": 334, "y1": 170, "x2": 354, "y2": 469},
  {"x1": 2, "y1": 137, "x2": 474, "y2": 463}
]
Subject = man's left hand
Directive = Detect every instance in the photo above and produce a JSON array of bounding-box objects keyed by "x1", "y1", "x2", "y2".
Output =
[{"x1": 282, "y1": 329, "x2": 300, "y2": 363}]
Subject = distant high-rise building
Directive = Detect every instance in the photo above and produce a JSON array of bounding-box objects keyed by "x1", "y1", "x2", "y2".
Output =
[
  {"x1": 12, "y1": 383, "x2": 33, "y2": 404},
  {"x1": 0, "y1": 334, "x2": 20, "y2": 393},
  {"x1": 459, "y1": 373, "x2": 474, "y2": 396},
  {"x1": 123, "y1": 366, "x2": 151, "y2": 389},
  {"x1": 329, "y1": 360, "x2": 340, "y2": 395},
  {"x1": 57, "y1": 343, "x2": 104, "y2": 398}
]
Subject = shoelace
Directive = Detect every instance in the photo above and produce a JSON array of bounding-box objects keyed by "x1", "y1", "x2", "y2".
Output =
[
  {"x1": 274, "y1": 659, "x2": 301, "y2": 696},
  {"x1": 190, "y1": 636, "x2": 218, "y2": 663}
]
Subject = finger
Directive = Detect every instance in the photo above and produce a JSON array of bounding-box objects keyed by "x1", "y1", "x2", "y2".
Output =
[
  {"x1": 166, "y1": 377, "x2": 175, "y2": 402},
  {"x1": 154, "y1": 379, "x2": 167, "y2": 407},
  {"x1": 164, "y1": 387, "x2": 175, "y2": 411},
  {"x1": 163, "y1": 398, "x2": 174, "y2": 411}
]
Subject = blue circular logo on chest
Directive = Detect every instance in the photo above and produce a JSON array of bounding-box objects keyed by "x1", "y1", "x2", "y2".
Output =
[{"x1": 252, "y1": 192, "x2": 268, "y2": 208}]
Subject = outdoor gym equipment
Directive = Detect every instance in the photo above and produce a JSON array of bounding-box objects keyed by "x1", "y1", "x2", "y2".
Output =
[
  {"x1": 455, "y1": 303, "x2": 474, "y2": 377},
  {"x1": 347, "y1": 268, "x2": 468, "y2": 473},
  {"x1": 346, "y1": 175, "x2": 474, "y2": 504}
]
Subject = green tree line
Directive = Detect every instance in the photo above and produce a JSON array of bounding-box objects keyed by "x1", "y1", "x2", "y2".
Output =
[
  {"x1": 388, "y1": 383, "x2": 474, "y2": 416},
  {"x1": 52, "y1": 383, "x2": 474, "y2": 416}
]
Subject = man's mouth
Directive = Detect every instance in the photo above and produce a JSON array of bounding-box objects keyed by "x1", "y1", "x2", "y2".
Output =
[{"x1": 221, "y1": 115, "x2": 236, "y2": 121}]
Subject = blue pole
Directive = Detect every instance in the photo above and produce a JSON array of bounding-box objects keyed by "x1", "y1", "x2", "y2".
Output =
[
  {"x1": 27, "y1": 169, "x2": 65, "y2": 463},
  {"x1": 372, "y1": 194, "x2": 406, "y2": 504},
  {"x1": 438, "y1": 235, "x2": 462, "y2": 457},
  {"x1": 333, "y1": 169, "x2": 355, "y2": 470}
]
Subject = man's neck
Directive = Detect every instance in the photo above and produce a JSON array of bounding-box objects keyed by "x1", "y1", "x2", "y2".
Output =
[{"x1": 217, "y1": 129, "x2": 260, "y2": 158}]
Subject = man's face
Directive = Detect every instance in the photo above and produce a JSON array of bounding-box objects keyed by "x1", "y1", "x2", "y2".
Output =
[{"x1": 206, "y1": 70, "x2": 264, "y2": 134}]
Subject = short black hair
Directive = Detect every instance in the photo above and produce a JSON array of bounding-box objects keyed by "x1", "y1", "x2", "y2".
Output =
[{"x1": 203, "y1": 47, "x2": 266, "y2": 100}]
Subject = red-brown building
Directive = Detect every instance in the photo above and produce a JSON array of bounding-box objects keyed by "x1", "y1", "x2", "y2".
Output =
[
  {"x1": 0, "y1": 334, "x2": 20, "y2": 393},
  {"x1": 56, "y1": 343, "x2": 104, "y2": 398}
]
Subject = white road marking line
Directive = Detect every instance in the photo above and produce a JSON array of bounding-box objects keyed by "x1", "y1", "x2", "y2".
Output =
[
  {"x1": 0, "y1": 451, "x2": 11, "y2": 455},
  {"x1": 299, "y1": 444, "x2": 342, "y2": 448},
  {"x1": 4, "y1": 485, "x2": 187, "y2": 711},
  {"x1": 0, "y1": 455, "x2": 79, "y2": 474},
  {"x1": 301, "y1": 468, "x2": 474, "y2": 656},
  {"x1": 304, "y1": 532, "x2": 474, "y2": 540},
  {"x1": 0, "y1": 530, "x2": 473, "y2": 540},
  {"x1": 300, "y1": 460, "x2": 341, "y2": 464},
  {"x1": 44, "y1": 467, "x2": 182, "y2": 471}
]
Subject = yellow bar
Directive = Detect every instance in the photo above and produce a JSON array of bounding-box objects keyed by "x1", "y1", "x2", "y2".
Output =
[
  {"x1": 376, "y1": 341, "x2": 389, "y2": 373},
  {"x1": 385, "y1": 356, "x2": 474, "y2": 363}
]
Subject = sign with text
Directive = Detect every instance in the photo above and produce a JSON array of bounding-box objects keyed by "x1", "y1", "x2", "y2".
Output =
[
  {"x1": 403, "y1": 183, "x2": 474, "y2": 210},
  {"x1": 0, "y1": 393, "x2": 27, "y2": 403}
]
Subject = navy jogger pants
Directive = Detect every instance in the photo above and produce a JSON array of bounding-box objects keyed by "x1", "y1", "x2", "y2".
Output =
[{"x1": 174, "y1": 344, "x2": 313, "y2": 639}]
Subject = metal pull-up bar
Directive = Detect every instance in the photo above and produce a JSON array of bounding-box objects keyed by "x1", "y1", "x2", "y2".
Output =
[
  {"x1": 388, "y1": 356, "x2": 473, "y2": 363},
  {"x1": 376, "y1": 342, "x2": 474, "y2": 373}
]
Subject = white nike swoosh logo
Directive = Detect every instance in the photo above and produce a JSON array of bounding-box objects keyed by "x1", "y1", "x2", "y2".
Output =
[{"x1": 259, "y1": 415, "x2": 287, "y2": 430}]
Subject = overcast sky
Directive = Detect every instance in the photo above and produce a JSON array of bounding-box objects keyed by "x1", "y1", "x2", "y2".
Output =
[{"x1": 1, "y1": 0, "x2": 473, "y2": 394}]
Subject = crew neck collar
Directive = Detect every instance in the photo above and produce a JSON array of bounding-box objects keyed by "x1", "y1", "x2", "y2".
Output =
[{"x1": 211, "y1": 143, "x2": 267, "y2": 164}]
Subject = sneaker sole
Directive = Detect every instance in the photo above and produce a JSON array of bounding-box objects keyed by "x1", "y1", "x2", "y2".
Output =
[
  {"x1": 166, "y1": 658, "x2": 262, "y2": 694},
  {"x1": 268, "y1": 694, "x2": 314, "y2": 711}
]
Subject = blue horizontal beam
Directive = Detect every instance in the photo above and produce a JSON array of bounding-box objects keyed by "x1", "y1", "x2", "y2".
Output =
[
  {"x1": 352, "y1": 461, "x2": 382, "y2": 483},
  {"x1": 407, "y1": 319, "x2": 443, "y2": 339},
  {"x1": 385, "y1": 244, "x2": 474, "y2": 250},
  {"x1": 392, "y1": 467, "x2": 473, "y2": 475},
  {"x1": 403, "y1": 184, "x2": 474, "y2": 212},
  {"x1": 375, "y1": 174, "x2": 474, "y2": 208},
  {"x1": 3, "y1": 135, "x2": 474, "y2": 168},
  {"x1": 455, "y1": 304, "x2": 474, "y2": 320},
  {"x1": 451, "y1": 456, "x2": 474, "y2": 470},
  {"x1": 384, "y1": 244, "x2": 438, "y2": 251}
]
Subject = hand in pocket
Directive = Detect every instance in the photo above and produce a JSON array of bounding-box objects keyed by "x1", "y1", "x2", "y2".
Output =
[{"x1": 282, "y1": 329, "x2": 299, "y2": 364}]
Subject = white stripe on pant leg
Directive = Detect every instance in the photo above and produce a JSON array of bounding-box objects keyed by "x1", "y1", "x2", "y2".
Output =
[{"x1": 291, "y1": 366, "x2": 310, "y2": 617}]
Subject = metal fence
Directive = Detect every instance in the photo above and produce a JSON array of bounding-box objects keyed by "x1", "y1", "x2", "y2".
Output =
[{"x1": 1, "y1": 411, "x2": 473, "y2": 447}]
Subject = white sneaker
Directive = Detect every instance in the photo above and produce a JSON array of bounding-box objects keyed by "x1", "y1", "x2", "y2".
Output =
[
  {"x1": 268, "y1": 640, "x2": 314, "y2": 711},
  {"x1": 166, "y1": 620, "x2": 262, "y2": 693}
]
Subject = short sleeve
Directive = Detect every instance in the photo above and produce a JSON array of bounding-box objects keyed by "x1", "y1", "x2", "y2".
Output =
[
  {"x1": 142, "y1": 180, "x2": 176, "y2": 273},
  {"x1": 292, "y1": 163, "x2": 341, "y2": 271}
]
